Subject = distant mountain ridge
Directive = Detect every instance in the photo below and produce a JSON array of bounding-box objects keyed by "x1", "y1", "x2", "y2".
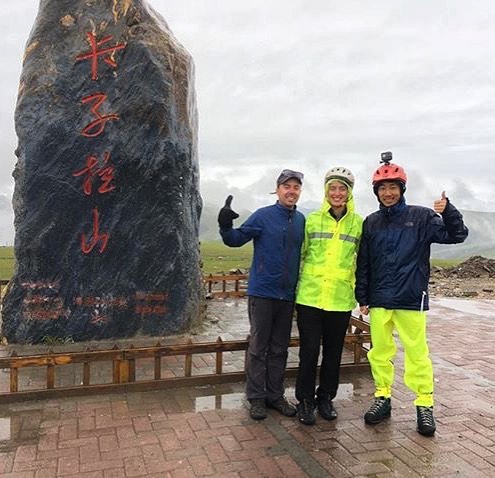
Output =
[
  {"x1": 432, "y1": 209, "x2": 495, "y2": 259},
  {"x1": 200, "y1": 203, "x2": 495, "y2": 260}
]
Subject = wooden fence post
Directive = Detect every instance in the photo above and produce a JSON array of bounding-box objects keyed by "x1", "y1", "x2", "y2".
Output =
[
  {"x1": 216, "y1": 337, "x2": 223, "y2": 375},
  {"x1": 112, "y1": 344, "x2": 121, "y2": 384},
  {"x1": 46, "y1": 351, "x2": 55, "y2": 389},
  {"x1": 9, "y1": 351, "x2": 18, "y2": 393},
  {"x1": 184, "y1": 338, "x2": 193, "y2": 377},
  {"x1": 83, "y1": 347, "x2": 91, "y2": 387},
  {"x1": 154, "y1": 341, "x2": 162, "y2": 380}
]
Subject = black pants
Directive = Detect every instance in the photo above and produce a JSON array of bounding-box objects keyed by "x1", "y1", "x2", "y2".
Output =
[
  {"x1": 295, "y1": 304, "x2": 351, "y2": 402},
  {"x1": 246, "y1": 296, "x2": 294, "y2": 402}
]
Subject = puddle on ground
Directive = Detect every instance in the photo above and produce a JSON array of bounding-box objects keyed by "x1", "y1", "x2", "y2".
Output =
[
  {"x1": 193, "y1": 383, "x2": 356, "y2": 412},
  {"x1": 432, "y1": 297, "x2": 495, "y2": 317},
  {"x1": 0, "y1": 418, "x2": 10, "y2": 441},
  {"x1": 195, "y1": 392, "x2": 245, "y2": 412},
  {"x1": 0, "y1": 411, "x2": 41, "y2": 451},
  {"x1": 335, "y1": 383, "x2": 354, "y2": 400}
]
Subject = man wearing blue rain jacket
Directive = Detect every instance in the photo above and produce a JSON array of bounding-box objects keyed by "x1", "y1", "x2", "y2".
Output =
[
  {"x1": 356, "y1": 152, "x2": 468, "y2": 437},
  {"x1": 218, "y1": 169, "x2": 305, "y2": 421}
]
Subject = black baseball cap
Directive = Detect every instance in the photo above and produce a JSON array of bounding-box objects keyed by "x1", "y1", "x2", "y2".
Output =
[{"x1": 276, "y1": 169, "x2": 304, "y2": 186}]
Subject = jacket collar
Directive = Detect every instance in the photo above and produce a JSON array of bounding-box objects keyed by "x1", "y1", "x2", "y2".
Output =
[
  {"x1": 275, "y1": 201, "x2": 297, "y2": 214},
  {"x1": 379, "y1": 196, "x2": 407, "y2": 216}
]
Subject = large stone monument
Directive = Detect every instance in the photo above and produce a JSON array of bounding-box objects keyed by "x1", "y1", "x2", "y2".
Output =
[{"x1": 2, "y1": 0, "x2": 203, "y2": 343}]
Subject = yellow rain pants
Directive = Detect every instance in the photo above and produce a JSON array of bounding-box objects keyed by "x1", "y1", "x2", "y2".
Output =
[{"x1": 368, "y1": 308, "x2": 434, "y2": 407}]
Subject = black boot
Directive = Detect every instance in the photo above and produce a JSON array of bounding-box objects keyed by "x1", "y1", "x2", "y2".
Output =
[
  {"x1": 317, "y1": 397, "x2": 337, "y2": 420},
  {"x1": 364, "y1": 397, "x2": 391, "y2": 425},
  {"x1": 249, "y1": 399, "x2": 267, "y2": 420},
  {"x1": 416, "y1": 406, "x2": 436, "y2": 436},
  {"x1": 296, "y1": 399, "x2": 316, "y2": 425}
]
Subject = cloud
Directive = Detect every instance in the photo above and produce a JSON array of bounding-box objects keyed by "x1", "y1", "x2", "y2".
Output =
[
  {"x1": 0, "y1": 194, "x2": 11, "y2": 211},
  {"x1": 0, "y1": 195, "x2": 13, "y2": 245},
  {"x1": 1, "y1": 0, "x2": 495, "y2": 245}
]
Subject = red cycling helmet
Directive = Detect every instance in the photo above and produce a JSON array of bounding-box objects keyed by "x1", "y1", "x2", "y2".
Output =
[{"x1": 372, "y1": 162, "x2": 407, "y2": 186}]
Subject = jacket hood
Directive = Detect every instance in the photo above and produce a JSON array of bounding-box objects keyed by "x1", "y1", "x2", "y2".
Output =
[{"x1": 320, "y1": 181, "x2": 355, "y2": 215}]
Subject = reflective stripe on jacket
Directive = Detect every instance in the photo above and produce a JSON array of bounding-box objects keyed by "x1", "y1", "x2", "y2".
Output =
[{"x1": 296, "y1": 190, "x2": 363, "y2": 311}]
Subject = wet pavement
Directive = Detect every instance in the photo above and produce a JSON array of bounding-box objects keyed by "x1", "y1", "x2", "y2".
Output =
[{"x1": 0, "y1": 297, "x2": 494, "y2": 477}]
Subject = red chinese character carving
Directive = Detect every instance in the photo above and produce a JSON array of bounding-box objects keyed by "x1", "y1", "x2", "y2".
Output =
[
  {"x1": 73, "y1": 152, "x2": 116, "y2": 195},
  {"x1": 81, "y1": 93, "x2": 119, "y2": 138},
  {"x1": 76, "y1": 32, "x2": 126, "y2": 81},
  {"x1": 81, "y1": 208, "x2": 109, "y2": 254}
]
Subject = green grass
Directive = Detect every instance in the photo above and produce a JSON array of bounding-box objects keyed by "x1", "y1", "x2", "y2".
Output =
[
  {"x1": 431, "y1": 259, "x2": 462, "y2": 268},
  {"x1": 0, "y1": 246, "x2": 14, "y2": 281},
  {"x1": 201, "y1": 240, "x2": 252, "y2": 274},
  {"x1": 0, "y1": 243, "x2": 466, "y2": 281},
  {"x1": 0, "y1": 243, "x2": 252, "y2": 280}
]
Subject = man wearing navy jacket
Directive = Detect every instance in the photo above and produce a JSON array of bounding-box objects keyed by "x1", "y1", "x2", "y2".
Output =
[
  {"x1": 218, "y1": 170, "x2": 305, "y2": 420},
  {"x1": 356, "y1": 152, "x2": 468, "y2": 436}
]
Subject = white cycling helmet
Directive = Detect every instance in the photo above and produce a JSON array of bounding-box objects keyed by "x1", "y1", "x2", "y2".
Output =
[{"x1": 324, "y1": 167, "x2": 355, "y2": 189}]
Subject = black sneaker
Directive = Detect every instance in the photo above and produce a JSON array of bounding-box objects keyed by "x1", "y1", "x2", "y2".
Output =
[
  {"x1": 317, "y1": 398, "x2": 337, "y2": 421},
  {"x1": 267, "y1": 397, "x2": 297, "y2": 417},
  {"x1": 296, "y1": 399, "x2": 316, "y2": 425},
  {"x1": 249, "y1": 398, "x2": 267, "y2": 420},
  {"x1": 364, "y1": 397, "x2": 391, "y2": 425},
  {"x1": 416, "y1": 406, "x2": 436, "y2": 436}
]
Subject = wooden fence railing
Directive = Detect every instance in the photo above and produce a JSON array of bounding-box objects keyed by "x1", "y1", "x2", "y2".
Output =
[
  {"x1": 203, "y1": 274, "x2": 248, "y2": 298},
  {"x1": 0, "y1": 316, "x2": 370, "y2": 403},
  {"x1": 0, "y1": 276, "x2": 370, "y2": 402}
]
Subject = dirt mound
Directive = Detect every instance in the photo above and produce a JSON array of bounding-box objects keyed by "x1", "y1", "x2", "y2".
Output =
[{"x1": 435, "y1": 256, "x2": 495, "y2": 279}]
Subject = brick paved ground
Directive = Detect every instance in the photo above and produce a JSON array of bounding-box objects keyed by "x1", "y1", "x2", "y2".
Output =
[{"x1": 0, "y1": 297, "x2": 494, "y2": 477}]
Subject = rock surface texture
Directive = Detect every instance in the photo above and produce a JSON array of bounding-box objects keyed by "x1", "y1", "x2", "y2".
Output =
[{"x1": 2, "y1": 0, "x2": 202, "y2": 342}]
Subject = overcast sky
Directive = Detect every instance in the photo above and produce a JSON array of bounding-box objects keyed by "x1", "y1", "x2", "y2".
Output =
[{"x1": 1, "y1": 1, "x2": 495, "y2": 244}]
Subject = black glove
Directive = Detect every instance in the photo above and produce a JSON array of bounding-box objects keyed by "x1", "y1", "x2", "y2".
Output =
[{"x1": 218, "y1": 195, "x2": 239, "y2": 229}]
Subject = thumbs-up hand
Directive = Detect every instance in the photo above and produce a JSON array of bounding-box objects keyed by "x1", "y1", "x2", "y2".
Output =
[
  {"x1": 218, "y1": 195, "x2": 240, "y2": 229},
  {"x1": 433, "y1": 191, "x2": 448, "y2": 214}
]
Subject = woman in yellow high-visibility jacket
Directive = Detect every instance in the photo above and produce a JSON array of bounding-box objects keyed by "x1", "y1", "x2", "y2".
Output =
[{"x1": 295, "y1": 167, "x2": 363, "y2": 425}]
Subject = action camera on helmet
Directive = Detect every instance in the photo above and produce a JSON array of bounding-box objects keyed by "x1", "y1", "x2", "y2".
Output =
[{"x1": 380, "y1": 151, "x2": 393, "y2": 164}]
